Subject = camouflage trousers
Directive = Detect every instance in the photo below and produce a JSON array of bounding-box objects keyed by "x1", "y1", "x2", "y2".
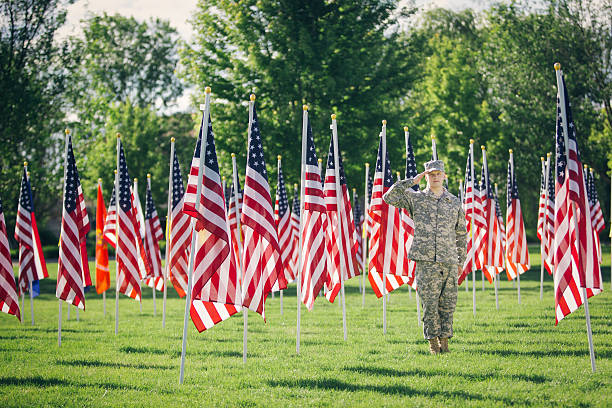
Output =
[{"x1": 415, "y1": 261, "x2": 458, "y2": 340}]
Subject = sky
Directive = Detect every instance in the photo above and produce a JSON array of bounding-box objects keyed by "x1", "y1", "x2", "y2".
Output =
[{"x1": 60, "y1": 0, "x2": 490, "y2": 111}]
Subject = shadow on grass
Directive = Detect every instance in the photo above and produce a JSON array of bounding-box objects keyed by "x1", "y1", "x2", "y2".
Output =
[
  {"x1": 26, "y1": 327, "x2": 103, "y2": 334},
  {"x1": 0, "y1": 376, "x2": 158, "y2": 392},
  {"x1": 267, "y1": 377, "x2": 525, "y2": 405},
  {"x1": 473, "y1": 348, "x2": 612, "y2": 359},
  {"x1": 55, "y1": 359, "x2": 174, "y2": 370},
  {"x1": 119, "y1": 345, "x2": 250, "y2": 359},
  {"x1": 344, "y1": 365, "x2": 550, "y2": 384}
]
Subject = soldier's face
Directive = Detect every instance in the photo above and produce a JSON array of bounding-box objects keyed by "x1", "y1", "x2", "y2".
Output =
[{"x1": 426, "y1": 170, "x2": 446, "y2": 187}]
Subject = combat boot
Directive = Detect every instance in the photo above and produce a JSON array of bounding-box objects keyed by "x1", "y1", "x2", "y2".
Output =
[
  {"x1": 439, "y1": 337, "x2": 449, "y2": 353},
  {"x1": 428, "y1": 337, "x2": 440, "y2": 355}
]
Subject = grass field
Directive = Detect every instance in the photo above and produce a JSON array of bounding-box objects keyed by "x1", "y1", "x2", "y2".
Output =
[{"x1": 1, "y1": 246, "x2": 611, "y2": 407}]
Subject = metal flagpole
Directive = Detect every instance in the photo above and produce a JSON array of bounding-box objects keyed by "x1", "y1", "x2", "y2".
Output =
[
  {"x1": 297, "y1": 105, "x2": 308, "y2": 354},
  {"x1": 362, "y1": 163, "x2": 369, "y2": 307},
  {"x1": 331, "y1": 114, "x2": 348, "y2": 341},
  {"x1": 58, "y1": 128, "x2": 71, "y2": 343},
  {"x1": 381, "y1": 121, "x2": 388, "y2": 335},
  {"x1": 242, "y1": 94, "x2": 256, "y2": 363},
  {"x1": 23, "y1": 166, "x2": 35, "y2": 326},
  {"x1": 230, "y1": 153, "x2": 245, "y2": 358},
  {"x1": 509, "y1": 150, "x2": 520, "y2": 304},
  {"x1": 179, "y1": 89, "x2": 211, "y2": 384},
  {"x1": 114, "y1": 140, "x2": 121, "y2": 335},
  {"x1": 470, "y1": 140, "x2": 476, "y2": 316},
  {"x1": 318, "y1": 158, "x2": 324, "y2": 300},
  {"x1": 147, "y1": 174, "x2": 157, "y2": 316},
  {"x1": 431, "y1": 134, "x2": 437, "y2": 160},
  {"x1": 163, "y1": 138, "x2": 175, "y2": 328},
  {"x1": 556, "y1": 63, "x2": 595, "y2": 372}
]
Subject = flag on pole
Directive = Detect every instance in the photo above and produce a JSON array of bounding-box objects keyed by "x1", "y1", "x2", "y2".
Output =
[
  {"x1": 132, "y1": 181, "x2": 151, "y2": 281},
  {"x1": 587, "y1": 170, "x2": 605, "y2": 235},
  {"x1": 115, "y1": 139, "x2": 143, "y2": 301},
  {"x1": 273, "y1": 157, "x2": 293, "y2": 287},
  {"x1": 183, "y1": 112, "x2": 240, "y2": 332},
  {"x1": 401, "y1": 130, "x2": 418, "y2": 287},
  {"x1": 15, "y1": 166, "x2": 48, "y2": 296},
  {"x1": 505, "y1": 154, "x2": 529, "y2": 280},
  {"x1": 95, "y1": 181, "x2": 110, "y2": 294},
  {"x1": 366, "y1": 170, "x2": 374, "y2": 237},
  {"x1": 459, "y1": 148, "x2": 475, "y2": 285},
  {"x1": 479, "y1": 148, "x2": 504, "y2": 283},
  {"x1": 553, "y1": 68, "x2": 601, "y2": 324},
  {"x1": 102, "y1": 185, "x2": 117, "y2": 248},
  {"x1": 143, "y1": 177, "x2": 164, "y2": 291},
  {"x1": 227, "y1": 179, "x2": 243, "y2": 272},
  {"x1": 240, "y1": 105, "x2": 284, "y2": 319},
  {"x1": 300, "y1": 118, "x2": 328, "y2": 310},
  {"x1": 544, "y1": 157, "x2": 555, "y2": 275},
  {"x1": 324, "y1": 130, "x2": 360, "y2": 302},
  {"x1": 0, "y1": 195, "x2": 20, "y2": 320},
  {"x1": 484, "y1": 185, "x2": 506, "y2": 279},
  {"x1": 537, "y1": 158, "x2": 547, "y2": 242},
  {"x1": 57, "y1": 135, "x2": 91, "y2": 308},
  {"x1": 168, "y1": 148, "x2": 191, "y2": 298},
  {"x1": 353, "y1": 191, "x2": 364, "y2": 272}
]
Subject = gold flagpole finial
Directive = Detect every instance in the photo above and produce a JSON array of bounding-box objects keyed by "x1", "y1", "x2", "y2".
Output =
[
  {"x1": 250, "y1": 94, "x2": 256, "y2": 101},
  {"x1": 303, "y1": 105, "x2": 308, "y2": 111},
  {"x1": 171, "y1": 137, "x2": 175, "y2": 143},
  {"x1": 205, "y1": 86, "x2": 211, "y2": 94},
  {"x1": 331, "y1": 114, "x2": 337, "y2": 120},
  {"x1": 403, "y1": 126, "x2": 408, "y2": 132},
  {"x1": 65, "y1": 129, "x2": 70, "y2": 135},
  {"x1": 554, "y1": 62, "x2": 561, "y2": 71}
]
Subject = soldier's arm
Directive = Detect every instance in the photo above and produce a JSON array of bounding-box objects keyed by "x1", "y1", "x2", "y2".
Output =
[
  {"x1": 383, "y1": 173, "x2": 424, "y2": 211},
  {"x1": 455, "y1": 204, "x2": 468, "y2": 266}
]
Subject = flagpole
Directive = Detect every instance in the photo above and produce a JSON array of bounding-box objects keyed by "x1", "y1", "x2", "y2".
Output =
[
  {"x1": 362, "y1": 163, "x2": 369, "y2": 307},
  {"x1": 115, "y1": 139, "x2": 121, "y2": 335},
  {"x1": 230, "y1": 152, "x2": 245, "y2": 359},
  {"x1": 431, "y1": 134, "x2": 437, "y2": 160},
  {"x1": 23, "y1": 165, "x2": 35, "y2": 326},
  {"x1": 58, "y1": 128, "x2": 70, "y2": 343},
  {"x1": 331, "y1": 114, "x2": 348, "y2": 341},
  {"x1": 297, "y1": 105, "x2": 308, "y2": 354},
  {"x1": 179, "y1": 89, "x2": 211, "y2": 385},
  {"x1": 134, "y1": 177, "x2": 143, "y2": 314},
  {"x1": 540, "y1": 156, "x2": 548, "y2": 300},
  {"x1": 470, "y1": 140, "x2": 476, "y2": 316},
  {"x1": 242, "y1": 94, "x2": 256, "y2": 363},
  {"x1": 163, "y1": 138, "x2": 174, "y2": 328},
  {"x1": 556, "y1": 63, "x2": 596, "y2": 372},
  {"x1": 275, "y1": 157, "x2": 284, "y2": 314},
  {"x1": 146, "y1": 174, "x2": 157, "y2": 316},
  {"x1": 493, "y1": 183, "x2": 500, "y2": 311}
]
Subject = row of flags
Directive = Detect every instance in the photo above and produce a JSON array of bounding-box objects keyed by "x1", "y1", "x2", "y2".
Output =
[{"x1": 0, "y1": 67, "x2": 607, "y2": 350}]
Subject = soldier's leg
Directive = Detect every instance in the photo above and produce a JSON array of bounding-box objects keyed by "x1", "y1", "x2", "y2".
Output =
[
  {"x1": 438, "y1": 263, "x2": 458, "y2": 339},
  {"x1": 416, "y1": 261, "x2": 443, "y2": 340}
]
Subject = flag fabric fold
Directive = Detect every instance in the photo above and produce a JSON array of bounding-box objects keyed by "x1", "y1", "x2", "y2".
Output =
[
  {"x1": 0, "y1": 195, "x2": 20, "y2": 320},
  {"x1": 505, "y1": 155, "x2": 529, "y2": 280},
  {"x1": 95, "y1": 182, "x2": 110, "y2": 294},
  {"x1": 143, "y1": 179, "x2": 164, "y2": 291}
]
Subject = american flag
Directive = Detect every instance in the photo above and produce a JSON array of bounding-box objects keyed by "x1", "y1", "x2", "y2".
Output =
[
  {"x1": 352, "y1": 191, "x2": 364, "y2": 272},
  {"x1": 143, "y1": 178, "x2": 164, "y2": 291},
  {"x1": 458, "y1": 148, "x2": 475, "y2": 286},
  {"x1": 57, "y1": 135, "x2": 91, "y2": 309},
  {"x1": 300, "y1": 118, "x2": 328, "y2": 310},
  {"x1": 273, "y1": 158, "x2": 293, "y2": 288},
  {"x1": 15, "y1": 167, "x2": 48, "y2": 296},
  {"x1": 115, "y1": 139, "x2": 143, "y2": 301},
  {"x1": 184, "y1": 112, "x2": 240, "y2": 332},
  {"x1": 131, "y1": 181, "x2": 151, "y2": 281},
  {"x1": 168, "y1": 147, "x2": 191, "y2": 298},
  {"x1": 366, "y1": 169, "x2": 374, "y2": 237},
  {"x1": 324, "y1": 128, "x2": 360, "y2": 303},
  {"x1": 587, "y1": 169, "x2": 605, "y2": 264},
  {"x1": 288, "y1": 186, "x2": 300, "y2": 277},
  {"x1": 480, "y1": 148, "x2": 504, "y2": 283},
  {"x1": 544, "y1": 157, "x2": 555, "y2": 275},
  {"x1": 0, "y1": 195, "x2": 20, "y2": 320},
  {"x1": 367, "y1": 132, "x2": 412, "y2": 296},
  {"x1": 227, "y1": 178, "x2": 243, "y2": 272},
  {"x1": 537, "y1": 158, "x2": 547, "y2": 242},
  {"x1": 102, "y1": 184, "x2": 117, "y2": 248},
  {"x1": 553, "y1": 69, "x2": 601, "y2": 324},
  {"x1": 240, "y1": 105, "x2": 284, "y2": 318},
  {"x1": 505, "y1": 155, "x2": 529, "y2": 280},
  {"x1": 484, "y1": 186, "x2": 506, "y2": 278},
  {"x1": 401, "y1": 131, "x2": 418, "y2": 287}
]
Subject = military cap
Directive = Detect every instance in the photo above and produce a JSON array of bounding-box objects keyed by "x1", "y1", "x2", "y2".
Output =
[{"x1": 424, "y1": 159, "x2": 445, "y2": 173}]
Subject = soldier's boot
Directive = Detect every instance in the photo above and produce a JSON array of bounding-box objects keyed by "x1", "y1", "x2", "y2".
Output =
[
  {"x1": 428, "y1": 338, "x2": 440, "y2": 355},
  {"x1": 439, "y1": 337, "x2": 449, "y2": 353}
]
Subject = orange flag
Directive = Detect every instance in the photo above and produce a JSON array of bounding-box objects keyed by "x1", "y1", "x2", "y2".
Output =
[{"x1": 95, "y1": 180, "x2": 110, "y2": 294}]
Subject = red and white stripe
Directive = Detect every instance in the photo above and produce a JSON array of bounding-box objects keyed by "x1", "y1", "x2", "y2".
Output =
[
  {"x1": 228, "y1": 183, "x2": 243, "y2": 274},
  {"x1": 102, "y1": 187, "x2": 117, "y2": 248},
  {"x1": 368, "y1": 267, "x2": 411, "y2": 298},
  {"x1": 143, "y1": 181, "x2": 164, "y2": 291},
  {"x1": 537, "y1": 159, "x2": 546, "y2": 242},
  {"x1": 273, "y1": 161, "x2": 294, "y2": 289},
  {"x1": 505, "y1": 156, "x2": 529, "y2": 280},
  {"x1": 0, "y1": 200, "x2": 20, "y2": 320}
]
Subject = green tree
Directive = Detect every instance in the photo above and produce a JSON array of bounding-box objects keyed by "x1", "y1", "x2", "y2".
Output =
[
  {"x1": 181, "y1": 0, "x2": 419, "y2": 189},
  {"x1": 0, "y1": 0, "x2": 73, "y2": 243}
]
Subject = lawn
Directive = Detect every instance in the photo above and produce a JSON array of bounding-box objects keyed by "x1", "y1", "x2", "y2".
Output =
[{"x1": 0, "y1": 245, "x2": 611, "y2": 407}]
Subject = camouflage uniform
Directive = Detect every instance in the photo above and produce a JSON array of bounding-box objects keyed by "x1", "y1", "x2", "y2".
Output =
[{"x1": 383, "y1": 169, "x2": 467, "y2": 340}]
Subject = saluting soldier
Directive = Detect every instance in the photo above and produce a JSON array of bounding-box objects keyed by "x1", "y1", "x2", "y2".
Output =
[{"x1": 384, "y1": 160, "x2": 467, "y2": 355}]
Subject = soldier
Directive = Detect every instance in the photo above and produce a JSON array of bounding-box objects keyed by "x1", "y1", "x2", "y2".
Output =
[{"x1": 383, "y1": 160, "x2": 467, "y2": 355}]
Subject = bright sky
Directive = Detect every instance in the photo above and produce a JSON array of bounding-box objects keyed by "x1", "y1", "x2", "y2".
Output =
[{"x1": 60, "y1": 0, "x2": 489, "y2": 111}]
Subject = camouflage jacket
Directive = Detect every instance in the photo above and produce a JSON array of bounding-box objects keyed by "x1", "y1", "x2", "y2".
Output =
[{"x1": 383, "y1": 178, "x2": 467, "y2": 266}]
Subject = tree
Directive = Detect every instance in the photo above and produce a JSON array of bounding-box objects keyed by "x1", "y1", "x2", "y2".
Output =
[
  {"x1": 181, "y1": 0, "x2": 419, "y2": 189},
  {"x1": 0, "y1": 0, "x2": 73, "y2": 243}
]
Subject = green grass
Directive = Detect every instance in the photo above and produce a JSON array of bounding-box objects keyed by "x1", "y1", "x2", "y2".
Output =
[{"x1": 1, "y1": 246, "x2": 611, "y2": 407}]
